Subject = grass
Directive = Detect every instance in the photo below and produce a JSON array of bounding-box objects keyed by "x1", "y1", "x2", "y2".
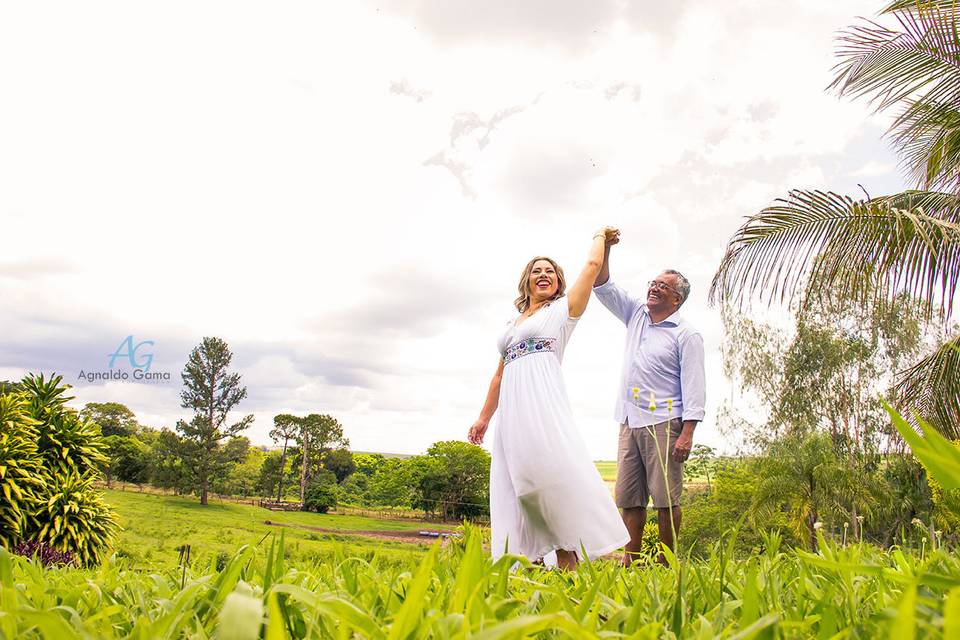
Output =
[
  {"x1": 104, "y1": 489, "x2": 455, "y2": 569},
  {"x1": 593, "y1": 460, "x2": 715, "y2": 484},
  {"x1": 594, "y1": 461, "x2": 618, "y2": 482},
  {"x1": 3, "y1": 522, "x2": 958, "y2": 638}
]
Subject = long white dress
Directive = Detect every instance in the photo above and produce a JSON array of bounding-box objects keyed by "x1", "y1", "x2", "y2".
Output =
[{"x1": 489, "y1": 299, "x2": 630, "y2": 562}]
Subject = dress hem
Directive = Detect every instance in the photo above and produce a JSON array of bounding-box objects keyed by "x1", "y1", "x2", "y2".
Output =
[{"x1": 527, "y1": 534, "x2": 631, "y2": 562}]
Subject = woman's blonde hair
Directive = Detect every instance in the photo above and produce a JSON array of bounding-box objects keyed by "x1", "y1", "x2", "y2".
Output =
[{"x1": 514, "y1": 256, "x2": 566, "y2": 313}]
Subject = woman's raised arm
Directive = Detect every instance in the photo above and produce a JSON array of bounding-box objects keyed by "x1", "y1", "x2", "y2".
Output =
[{"x1": 568, "y1": 227, "x2": 619, "y2": 318}]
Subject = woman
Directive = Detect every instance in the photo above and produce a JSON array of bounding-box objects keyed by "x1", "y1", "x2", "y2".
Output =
[{"x1": 468, "y1": 227, "x2": 630, "y2": 569}]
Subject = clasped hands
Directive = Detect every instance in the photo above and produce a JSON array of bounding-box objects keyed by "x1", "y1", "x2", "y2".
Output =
[{"x1": 595, "y1": 226, "x2": 621, "y2": 246}]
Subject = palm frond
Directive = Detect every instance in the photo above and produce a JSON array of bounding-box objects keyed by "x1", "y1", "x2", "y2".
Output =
[
  {"x1": 893, "y1": 334, "x2": 960, "y2": 439},
  {"x1": 883, "y1": 1, "x2": 960, "y2": 15},
  {"x1": 888, "y1": 99, "x2": 960, "y2": 188},
  {"x1": 878, "y1": 188, "x2": 960, "y2": 212},
  {"x1": 830, "y1": 5, "x2": 960, "y2": 114},
  {"x1": 709, "y1": 190, "x2": 960, "y2": 320}
]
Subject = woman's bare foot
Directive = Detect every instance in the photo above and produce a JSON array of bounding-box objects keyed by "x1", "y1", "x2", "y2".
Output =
[{"x1": 556, "y1": 549, "x2": 578, "y2": 570}]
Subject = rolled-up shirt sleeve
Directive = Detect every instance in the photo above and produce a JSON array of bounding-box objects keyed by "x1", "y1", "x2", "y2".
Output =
[
  {"x1": 679, "y1": 331, "x2": 706, "y2": 422},
  {"x1": 592, "y1": 280, "x2": 639, "y2": 326}
]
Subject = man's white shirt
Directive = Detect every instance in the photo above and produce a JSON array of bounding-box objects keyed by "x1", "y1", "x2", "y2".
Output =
[{"x1": 593, "y1": 280, "x2": 706, "y2": 427}]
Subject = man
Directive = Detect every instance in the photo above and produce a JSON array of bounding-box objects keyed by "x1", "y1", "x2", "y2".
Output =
[{"x1": 592, "y1": 231, "x2": 705, "y2": 565}]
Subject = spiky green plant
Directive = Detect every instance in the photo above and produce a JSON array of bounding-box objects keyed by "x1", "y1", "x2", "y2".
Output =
[
  {"x1": 20, "y1": 373, "x2": 108, "y2": 476},
  {"x1": 29, "y1": 471, "x2": 117, "y2": 566},
  {"x1": 0, "y1": 394, "x2": 44, "y2": 549},
  {"x1": 1, "y1": 373, "x2": 119, "y2": 566}
]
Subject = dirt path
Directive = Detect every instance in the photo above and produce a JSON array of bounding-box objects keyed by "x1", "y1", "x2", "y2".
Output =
[{"x1": 263, "y1": 520, "x2": 456, "y2": 545}]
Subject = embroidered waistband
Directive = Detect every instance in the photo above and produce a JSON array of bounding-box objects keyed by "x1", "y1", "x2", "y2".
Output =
[{"x1": 503, "y1": 337, "x2": 556, "y2": 364}]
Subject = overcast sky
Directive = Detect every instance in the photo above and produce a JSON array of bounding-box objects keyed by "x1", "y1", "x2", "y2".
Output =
[{"x1": 0, "y1": 1, "x2": 908, "y2": 459}]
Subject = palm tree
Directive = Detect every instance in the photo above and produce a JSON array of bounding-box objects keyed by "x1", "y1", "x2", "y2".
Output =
[
  {"x1": 751, "y1": 432, "x2": 875, "y2": 550},
  {"x1": 710, "y1": 0, "x2": 960, "y2": 438}
]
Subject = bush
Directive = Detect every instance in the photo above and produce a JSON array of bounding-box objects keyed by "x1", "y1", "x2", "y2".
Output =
[
  {"x1": 0, "y1": 374, "x2": 118, "y2": 566},
  {"x1": 303, "y1": 472, "x2": 338, "y2": 513}
]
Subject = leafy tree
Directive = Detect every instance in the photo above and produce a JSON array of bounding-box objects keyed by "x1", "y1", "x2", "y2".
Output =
[
  {"x1": 709, "y1": 0, "x2": 960, "y2": 438},
  {"x1": 367, "y1": 458, "x2": 415, "y2": 507},
  {"x1": 177, "y1": 337, "x2": 253, "y2": 505},
  {"x1": 80, "y1": 402, "x2": 140, "y2": 437},
  {"x1": 338, "y1": 472, "x2": 368, "y2": 506},
  {"x1": 684, "y1": 444, "x2": 716, "y2": 487},
  {"x1": 0, "y1": 380, "x2": 21, "y2": 395},
  {"x1": 303, "y1": 470, "x2": 338, "y2": 513},
  {"x1": 102, "y1": 435, "x2": 150, "y2": 486},
  {"x1": 149, "y1": 429, "x2": 193, "y2": 494},
  {"x1": 323, "y1": 448, "x2": 356, "y2": 483},
  {"x1": 292, "y1": 414, "x2": 348, "y2": 504},
  {"x1": 412, "y1": 441, "x2": 490, "y2": 520},
  {"x1": 874, "y1": 454, "x2": 934, "y2": 546},
  {"x1": 752, "y1": 432, "x2": 876, "y2": 550},
  {"x1": 682, "y1": 460, "x2": 795, "y2": 554},
  {"x1": 257, "y1": 450, "x2": 284, "y2": 499},
  {"x1": 354, "y1": 453, "x2": 386, "y2": 477},
  {"x1": 208, "y1": 437, "x2": 256, "y2": 497},
  {"x1": 269, "y1": 414, "x2": 299, "y2": 502}
]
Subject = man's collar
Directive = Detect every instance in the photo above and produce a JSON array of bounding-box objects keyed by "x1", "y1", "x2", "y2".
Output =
[{"x1": 641, "y1": 304, "x2": 681, "y2": 326}]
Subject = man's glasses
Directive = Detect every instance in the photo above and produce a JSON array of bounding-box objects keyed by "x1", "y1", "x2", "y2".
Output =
[{"x1": 648, "y1": 280, "x2": 680, "y2": 296}]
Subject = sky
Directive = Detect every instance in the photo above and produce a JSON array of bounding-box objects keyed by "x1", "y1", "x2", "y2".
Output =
[{"x1": 0, "y1": 1, "x2": 910, "y2": 459}]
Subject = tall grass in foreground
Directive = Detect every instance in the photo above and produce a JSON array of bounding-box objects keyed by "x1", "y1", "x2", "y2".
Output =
[{"x1": 2, "y1": 525, "x2": 959, "y2": 639}]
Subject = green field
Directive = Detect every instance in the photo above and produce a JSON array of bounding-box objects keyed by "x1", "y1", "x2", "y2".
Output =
[
  {"x1": 594, "y1": 461, "x2": 617, "y2": 482},
  {"x1": 105, "y1": 489, "x2": 453, "y2": 569}
]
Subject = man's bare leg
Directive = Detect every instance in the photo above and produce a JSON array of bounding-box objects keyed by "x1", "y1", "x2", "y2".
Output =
[
  {"x1": 556, "y1": 549, "x2": 577, "y2": 570},
  {"x1": 621, "y1": 506, "x2": 647, "y2": 566},
  {"x1": 656, "y1": 506, "x2": 682, "y2": 565}
]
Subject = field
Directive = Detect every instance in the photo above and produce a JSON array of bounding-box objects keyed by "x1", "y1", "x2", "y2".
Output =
[
  {"x1": 104, "y1": 489, "x2": 452, "y2": 569},
  {"x1": 2, "y1": 489, "x2": 959, "y2": 638}
]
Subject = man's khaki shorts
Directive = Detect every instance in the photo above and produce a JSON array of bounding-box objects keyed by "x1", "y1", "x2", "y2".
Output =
[{"x1": 615, "y1": 419, "x2": 683, "y2": 509}]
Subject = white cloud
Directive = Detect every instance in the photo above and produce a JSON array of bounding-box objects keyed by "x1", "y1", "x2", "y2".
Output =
[{"x1": 0, "y1": 0, "x2": 907, "y2": 457}]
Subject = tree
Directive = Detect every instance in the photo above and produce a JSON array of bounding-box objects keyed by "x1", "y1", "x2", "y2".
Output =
[
  {"x1": 323, "y1": 448, "x2": 356, "y2": 483},
  {"x1": 269, "y1": 414, "x2": 299, "y2": 502},
  {"x1": 752, "y1": 432, "x2": 874, "y2": 550},
  {"x1": 354, "y1": 453, "x2": 386, "y2": 477},
  {"x1": 149, "y1": 429, "x2": 193, "y2": 494},
  {"x1": 709, "y1": 0, "x2": 960, "y2": 438},
  {"x1": 303, "y1": 470, "x2": 338, "y2": 513},
  {"x1": 80, "y1": 402, "x2": 140, "y2": 437},
  {"x1": 367, "y1": 458, "x2": 415, "y2": 507},
  {"x1": 208, "y1": 437, "x2": 256, "y2": 497},
  {"x1": 293, "y1": 414, "x2": 348, "y2": 504},
  {"x1": 102, "y1": 435, "x2": 150, "y2": 486},
  {"x1": 177, "y1": 337, "x2": 253, "y2": 505},
  {"x1": 258, "y1": 450, "x2": 284, "y2": 499},
  {"x1": 412, "y1": 441, "x2": 490, "y2": 520}
]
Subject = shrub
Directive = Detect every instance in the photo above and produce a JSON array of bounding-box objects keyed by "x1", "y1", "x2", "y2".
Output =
[
  {"x1": 0, "y1": 374, "x2": 118, "y2": 566},
  {"x1": 0, "y1": 394, "x2": 44, "y2": 548},
  {"x1": 303, "y1": 472, "x2": 338, "y2": 513}
]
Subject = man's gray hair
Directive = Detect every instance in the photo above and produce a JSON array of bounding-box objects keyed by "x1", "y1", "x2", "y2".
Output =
[{"x1": 664, "y1": 269, "x2": 691, "y2": 305}]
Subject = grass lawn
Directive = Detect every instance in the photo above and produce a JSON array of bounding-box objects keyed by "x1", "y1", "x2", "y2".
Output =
[
  {"x1": 104, "y1": 489, "x2": 456, "y2": 570},
  {"x1": 594, "y1": 461, "x2": 617, "y2": 482}
]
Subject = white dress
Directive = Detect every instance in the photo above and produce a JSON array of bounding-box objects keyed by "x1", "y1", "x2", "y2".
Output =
[{"x1": 489, "y1": 299, "x2": 630, "y2": 562}]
